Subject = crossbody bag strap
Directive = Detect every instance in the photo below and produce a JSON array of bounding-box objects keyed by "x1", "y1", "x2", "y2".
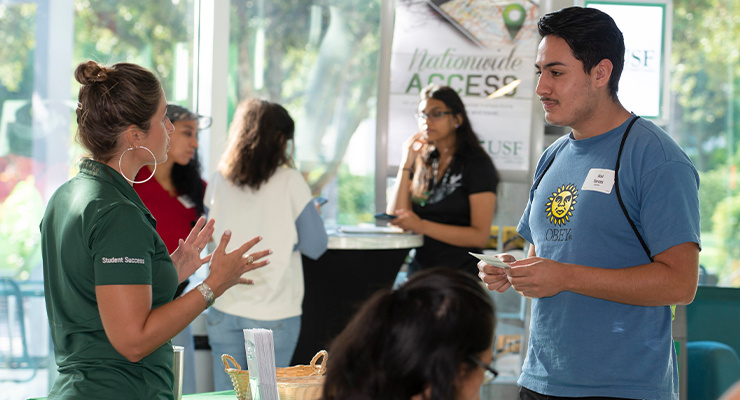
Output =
[
  {"x1": 532, "y1": 141, "x2": 565, "y2": 191},
  {"x1": 534, "y1": 117, "x2": 653, "y2": 263},
  {"x1": 614, "y1": 116, "x2": 654, "y2": 263}
]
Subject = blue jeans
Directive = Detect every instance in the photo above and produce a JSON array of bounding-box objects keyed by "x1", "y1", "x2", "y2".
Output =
[{"x1": 206, "y1": 307, "x2": 301, "y2": 392}]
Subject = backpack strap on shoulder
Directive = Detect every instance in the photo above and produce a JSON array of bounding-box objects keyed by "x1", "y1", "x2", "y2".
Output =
[{"x1": 614, "y1": 116, "x2": 654, "y2": 263}]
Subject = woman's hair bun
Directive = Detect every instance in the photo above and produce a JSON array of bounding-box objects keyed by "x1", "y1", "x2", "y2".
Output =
[{"x1": 75, "y1": 60, "x2": 111, "y2": 85}]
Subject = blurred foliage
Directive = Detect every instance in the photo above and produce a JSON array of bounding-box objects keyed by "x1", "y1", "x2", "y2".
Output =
[
  {"x1": 0, "y1": 179, "x2": 44, "y2": 280},
  {"x1": 670, "y1": 0, "x2": 739, "y2": 285},
  {"x1": 698, "y1": 167, "x2": 733, "y2": 232},
  {"x1": 0, "y1": 4, "x2": 36, "y2": 94},
  {"x1": 670, "y1": 0, "x2": 739, "y2": 173},
  {"x1": 227, "y1": 0, "x2": 380, "y2": 198},
  {"x1": 711, "y1": 194, "x2": 740, "y2": 286},
  {"x1": 336, "y1": 165, "x2": 374, "y2": 226},
  {"x1": 73, "y1": 0, "x2": 194, "y2": 99}
]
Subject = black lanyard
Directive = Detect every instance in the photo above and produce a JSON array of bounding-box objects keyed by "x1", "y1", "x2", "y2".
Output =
[{"x1": 532, "y1": 116, "x2": 653, "y2": 262}]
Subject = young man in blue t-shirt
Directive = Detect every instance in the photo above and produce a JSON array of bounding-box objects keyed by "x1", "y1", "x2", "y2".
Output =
[{"x1": 478, "y1": 6, "x2": 700, "y2": 400}]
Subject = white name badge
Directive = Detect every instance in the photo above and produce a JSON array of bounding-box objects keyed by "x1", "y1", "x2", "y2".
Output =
[
  {"x1": 582, "y1": 168, "x2": 615, "y2": 194},
  {"x1": 177, "y1": 195, "x2": 196, "y2": 209}
]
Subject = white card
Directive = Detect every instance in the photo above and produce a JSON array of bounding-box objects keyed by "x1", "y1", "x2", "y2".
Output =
[
  {"x1": 468, "y1": 252, "x2": 510, "y2": 269},
  {"x1": 581, "y1": 168, "x2": 615, "y2": 194},
  {"x1": 177, "y1": 195, "x2": 196, "y2": 209}
]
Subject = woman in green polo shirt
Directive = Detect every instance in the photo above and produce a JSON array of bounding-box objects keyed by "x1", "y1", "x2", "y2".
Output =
[{"x1": 40, "y1": 60, "x2": 270, "y2": 399}]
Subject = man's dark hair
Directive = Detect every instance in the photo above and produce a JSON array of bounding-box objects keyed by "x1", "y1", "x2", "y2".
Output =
[{"x1": 538, "y1": 6, "x2": 625, "y2": 100}]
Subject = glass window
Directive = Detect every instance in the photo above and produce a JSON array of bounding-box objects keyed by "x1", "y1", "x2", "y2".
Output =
[
  {"x1": 1, "y1": 0, "x2": 199, "y2": 280},
  {"x1": 1, "y1": 3, "x2": 58, "y2": 394},
  {"x1": 0, "y1": 2, "x2": 44, "y2": 283},
  {"x1": 226, "y1": 0, "x2": 381, "y2": 226},
  {"x1": 74, "y1": 0, "x2": 198, "y2": 105},
  {"x1": 670, "y1": 0, "x2": 738, "y2": 287},
  {"x1": 0, "y1": 1, "x2": 198, "y2": 397}
]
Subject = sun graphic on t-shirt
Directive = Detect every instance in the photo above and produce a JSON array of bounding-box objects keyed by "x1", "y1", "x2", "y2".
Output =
[{"x1": 545, "y1": 183, "x2": 578, "y2": 226}]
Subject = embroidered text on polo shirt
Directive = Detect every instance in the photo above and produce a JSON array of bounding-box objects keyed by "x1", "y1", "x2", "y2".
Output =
[{"x1": 101, "y1": 256, "x2": 145, "y2": 264}]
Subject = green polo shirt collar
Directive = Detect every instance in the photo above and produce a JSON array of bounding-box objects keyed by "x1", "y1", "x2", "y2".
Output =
[{"x1": 78, "y1": 159, "x2": 156, "y2": 227}]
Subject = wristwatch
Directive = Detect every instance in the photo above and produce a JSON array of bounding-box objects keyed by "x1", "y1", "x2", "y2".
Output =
[{"x1": 196, "y1": 282, "x2": 215, "y2": 308}]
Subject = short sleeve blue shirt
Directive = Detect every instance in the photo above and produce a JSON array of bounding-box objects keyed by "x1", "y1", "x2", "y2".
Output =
[{"x1": 517, "y1": 117, "x2": 700, "y2": 400}]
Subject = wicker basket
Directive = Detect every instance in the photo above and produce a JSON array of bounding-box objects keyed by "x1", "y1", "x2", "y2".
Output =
[{"x1": 222, "y1": 350, "x2": 328, "y2": 400}]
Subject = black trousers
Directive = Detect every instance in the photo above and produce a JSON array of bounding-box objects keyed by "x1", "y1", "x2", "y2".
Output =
[{"x1": 520, "y1": 386, "x2": 641, "y2": 400}]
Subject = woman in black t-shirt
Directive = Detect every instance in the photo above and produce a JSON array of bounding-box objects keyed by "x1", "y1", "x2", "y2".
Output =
[{"x1": 387, "y1": 84, "x2": 499, "y2": 276}]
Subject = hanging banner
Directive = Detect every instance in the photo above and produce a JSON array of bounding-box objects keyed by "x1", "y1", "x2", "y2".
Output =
[{"x1": 387, "y1": 0, "x2": 540, "y2": 174}]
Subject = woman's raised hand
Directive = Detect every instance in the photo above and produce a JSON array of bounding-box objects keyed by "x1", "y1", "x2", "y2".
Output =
[
  {"x1": 401, "y1": 132, "x2": 426, "y2": 169},
  {"x1": 204, "y1": 230, "x2": 271, "y2": 298},
  {"x1": 171, "y1": 217, "x2": 215, "y2": 282}
]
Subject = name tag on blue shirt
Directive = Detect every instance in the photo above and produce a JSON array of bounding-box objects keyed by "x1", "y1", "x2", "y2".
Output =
[{"x1": 581, "y1": 168, "x2": 614, "y2": 194}]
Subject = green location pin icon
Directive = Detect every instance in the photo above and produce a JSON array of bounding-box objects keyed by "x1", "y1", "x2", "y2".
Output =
[{"x1": 503, "y1": 3, "x2": 526, "y2": 40}]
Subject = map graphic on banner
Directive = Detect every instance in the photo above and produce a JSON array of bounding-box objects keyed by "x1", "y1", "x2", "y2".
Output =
[{"x1": 388, "y1": 0, "x2": 540, "y2": 173}]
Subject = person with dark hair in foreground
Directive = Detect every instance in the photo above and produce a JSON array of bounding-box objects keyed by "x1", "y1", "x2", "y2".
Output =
[
  {"x1": 478, "y1": 7, "x2": 700, "y2": 400},
  {"x1": 321, "y1": 268, "x2": 497, "y2": 400}
]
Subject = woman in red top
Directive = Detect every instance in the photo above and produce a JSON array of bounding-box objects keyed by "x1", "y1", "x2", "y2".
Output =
[{"x1": 134, "y1": 103, "x2": 211, "y2": 394}]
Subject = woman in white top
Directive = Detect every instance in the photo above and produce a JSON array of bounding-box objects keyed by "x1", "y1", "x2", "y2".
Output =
[{"x1": 205, "y1": 99, "x2": 328, "y2": 390}]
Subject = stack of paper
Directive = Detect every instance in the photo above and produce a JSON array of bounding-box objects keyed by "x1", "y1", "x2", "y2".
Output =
[{"x1": 244, "y1": 328, "x2": 278, "y2": 400}]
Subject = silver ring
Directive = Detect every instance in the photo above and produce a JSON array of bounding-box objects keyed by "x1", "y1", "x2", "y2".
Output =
[
  {"x1": 246, "y1": 255, "x2": 254, "y2": 264},
  {"x1": 197, "y1": 247, "x2": 202, "y2": 252}
]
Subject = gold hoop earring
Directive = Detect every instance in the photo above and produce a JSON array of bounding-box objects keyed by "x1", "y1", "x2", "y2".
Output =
[{"x1": 118, "y1": 146, "x2": 157, "y2": 184}]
